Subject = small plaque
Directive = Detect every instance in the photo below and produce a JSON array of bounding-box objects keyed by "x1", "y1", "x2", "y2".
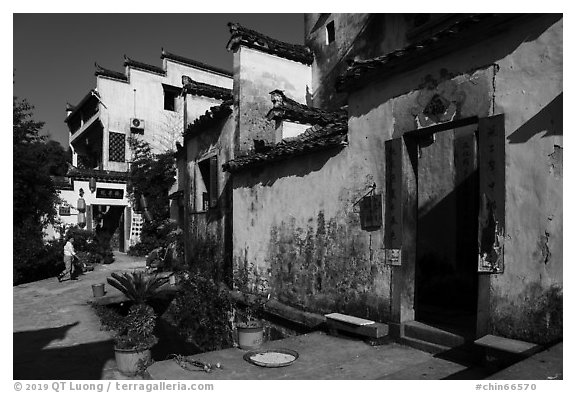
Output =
[
  {"x1": 386, "y1": 249, "x2": 402, "y2": 266},
  {"x1": 96, "y1": 188, "x2": 124, "y2": 199}
]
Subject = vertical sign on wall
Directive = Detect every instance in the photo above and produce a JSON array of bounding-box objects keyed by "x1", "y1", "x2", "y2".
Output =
[
  {"x1": 385, "y1": 138, "x2": 403, "y2": 265},
  {"x1": 477, "y1": 115, "x2": 505, "y2": 273}
]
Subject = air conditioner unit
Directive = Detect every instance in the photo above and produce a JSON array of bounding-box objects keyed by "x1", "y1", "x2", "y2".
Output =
[{"x1": 130, "y1": 118, "x2": 145, "y2": 132}]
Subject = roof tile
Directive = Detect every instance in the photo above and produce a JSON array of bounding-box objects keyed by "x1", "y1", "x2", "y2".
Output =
[{"x1": 227, "y1": 22, "x2": 313, "y2": 65}]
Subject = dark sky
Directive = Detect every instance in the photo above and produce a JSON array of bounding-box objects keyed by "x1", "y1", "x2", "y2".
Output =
[{"x1": 13, "y1": 13, "x2": 305, "y2": 146}]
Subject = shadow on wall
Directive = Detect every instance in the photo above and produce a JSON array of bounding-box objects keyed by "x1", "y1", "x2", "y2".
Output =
[
  {"x1": 13, "y1": 322, "x2": 115, "y2": 379},
  {"x1": 507, "y1": 93, "x2": 563, "y2": 144},
  {"x1": 233, "y1": 146, "x2": 345, "y2": 189},
  {"x1": 349, "y1": 14, "x2": 562, "y2": 119}
]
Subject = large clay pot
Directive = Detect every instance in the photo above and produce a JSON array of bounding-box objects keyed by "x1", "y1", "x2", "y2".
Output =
[
  {"x1": 114, "y1": 347, "x2": 151, "y2": 376},
  {"x1": 237, "y1": 322, "x2": 264, "y2": 350}
]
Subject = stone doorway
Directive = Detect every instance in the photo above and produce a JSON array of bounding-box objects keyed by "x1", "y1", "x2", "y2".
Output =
[{"x1": 414, "y1": 124, "x2": 479, "y2": 336}]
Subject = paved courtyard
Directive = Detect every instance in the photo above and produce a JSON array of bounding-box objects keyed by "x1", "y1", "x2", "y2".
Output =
[{"x1": 13, "y1": 251, "x2": 147, "y2": 380}]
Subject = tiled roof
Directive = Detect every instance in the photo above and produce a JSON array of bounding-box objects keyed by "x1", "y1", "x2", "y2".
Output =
[
  {"x1": 226, "y1": 22, "x2": 314, "y2": 65},
  {"x1": 162, "y1": 49, "x2": 233, "y2": 77},
  {"x1": 223, "y1": 121, "x2": 348, "y2": 173},
  {"x1": 67, "y1": 167, "x2": 129, "y2": 183},
  {"x1": 182, "y1": 76, "x2": 233, "y2": 100},
  {"x1": 184, "y1": 100, "x2": 233, "y2": 140},
  {"x1": 52, "y1": 176, "x2": 74, "y2": 190},
  {"x1": 94, "y1": 63, "x2": 128, "y2": 81},
  {"x1": 266, "y1": 90, "x2": 346, "y2": 126},
  {"x1": 336, "y1": 14, "x2": 508, "y2": 92},
  {"x1": 124, "y1": 55, "x2": 166, "y2": 76}
]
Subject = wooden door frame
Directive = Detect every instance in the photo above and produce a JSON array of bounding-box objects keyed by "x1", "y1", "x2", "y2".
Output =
[{"x1": 387, "y1": 115, "x2": 497, "y2": 340}]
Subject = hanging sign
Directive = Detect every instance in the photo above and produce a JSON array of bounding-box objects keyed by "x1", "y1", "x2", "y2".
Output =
[{"x1": 96, "y1": 188, "x2": 124, "y2": 199}]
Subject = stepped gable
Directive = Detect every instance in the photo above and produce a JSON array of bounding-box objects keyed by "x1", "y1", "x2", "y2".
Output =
[
  {"x1": 161, "y1": 49, "x2": 232, "y2": 77},
  {"x1": 226, "y1": 22, "x2": 314, "y2": 65},
  {"x1": 184, "y1": 99, "x2": 233, "y2": 139},
  {"x1": 266, "y1": 90, "x2": 346, "y2": 126},
  {"x1": 181, "y1": 76, "x2": 233, "y2": 100},
  {"x1": 223, "y1": 120, "x2": 348, "y2": 173},
  {"x1": 94, "y1": 63, "x2": 128, "y2": 81},
  {"x1": 336, "y1": 14, "x2": 512, "y2": 92},
  {"x1": 123, "y1": 55, "x2": 165, "y2": 75}
]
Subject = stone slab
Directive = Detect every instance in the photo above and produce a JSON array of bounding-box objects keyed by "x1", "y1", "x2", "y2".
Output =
[
  {"x1": 327, "y1": 319, "x2": 388, "y2": 339},
  {"x1": 475, "y1": 335, "x2": 539, "y2": 355}
]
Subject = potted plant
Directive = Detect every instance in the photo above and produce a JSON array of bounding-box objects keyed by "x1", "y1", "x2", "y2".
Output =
[
  {"x1": 106, "y1": 271, "x2": 169, "y2": 375},
  {"x1": 234, "y1": 270, "x2": 270, "y2": 350}
]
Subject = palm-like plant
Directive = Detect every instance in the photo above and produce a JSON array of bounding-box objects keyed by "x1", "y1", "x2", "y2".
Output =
[{"x1": 107, "y1": 271, "x2": 169, "y2": 304}]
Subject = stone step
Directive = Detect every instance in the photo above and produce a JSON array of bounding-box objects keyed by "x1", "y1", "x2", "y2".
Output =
[
  {"x1": 399, "y1": 335, "x2": 451, "y2": 355},
  {"x1": 403, "y1": 320, "x2": 467, "y2": 348},
  {"x1": 474, "y1": 335, "x2": 540, "y2": 356}
]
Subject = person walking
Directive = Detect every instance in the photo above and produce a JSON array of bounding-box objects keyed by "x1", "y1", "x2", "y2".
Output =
[{"x1": 58, "y1": 236, "x2": 78, "y2": 282}]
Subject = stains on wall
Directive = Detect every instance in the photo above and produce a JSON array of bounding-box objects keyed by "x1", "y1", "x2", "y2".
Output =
[
  {"x1": 262, "y1": 209, "x2": 390, "y2": 322},
  {"x1": 490, "y1": 283, "x2": 562, "y2": 345},
  {"x1": 548, "y1": 144, "x2": 562, "y2": 179}
]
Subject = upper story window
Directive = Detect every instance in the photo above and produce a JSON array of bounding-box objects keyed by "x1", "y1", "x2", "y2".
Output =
[
  {"x1": 109, "y1": 132, "x2": 126, "y2": 162},
  {"x1": 326, "y1": 21, "x2": 335, "y2": 44},
  {"x1": 163, "y1": 84, "x2": 180, "y2": 112}
]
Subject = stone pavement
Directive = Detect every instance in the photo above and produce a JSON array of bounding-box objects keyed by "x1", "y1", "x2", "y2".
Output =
[
  {"x1": 13, "y1": 251, "x2": 147, "y2": 380},
  {"x1": 13, "y1": 251, "x2": 563, "y2": 381}
]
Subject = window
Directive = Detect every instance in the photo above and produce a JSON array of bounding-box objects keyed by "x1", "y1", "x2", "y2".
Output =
[
  {"x1": 109, "y1": 132, "x2": 126, "y2": 162},
  {"x1": 326, "y1": 21, "x2": 335, "y2": 44},
  {"x1": 163, "y1": 84, "x2": 180, "y2": 112},
  {"x1": 196, "y1": 156, "x2": 218, "y2": 211}
]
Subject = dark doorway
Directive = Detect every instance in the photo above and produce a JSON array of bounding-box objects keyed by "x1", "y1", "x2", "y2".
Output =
[
  {"x1": 414, "y1": 125, "x2": 479, "y2": 336},
  {"x1": 93, "y1": 205, "x2": 125, "y2": 252}
]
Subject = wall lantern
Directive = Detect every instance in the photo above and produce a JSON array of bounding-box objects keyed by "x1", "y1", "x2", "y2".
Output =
[
  {"x1": 78, "y1": 212, "x2": 86, "y2": 228},
  {"x1": 77, "y1": 197, "x2": 86, "y2": 213},
  {"x1": 89, "y1": 177, "x2": 97, "y2": 193}
]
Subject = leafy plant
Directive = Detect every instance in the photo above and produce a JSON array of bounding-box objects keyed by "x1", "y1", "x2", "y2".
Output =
[
  {"x1": 114, "y1": 303, "x2": 158, "y2": 351},
  {"x1": 166, "y1": 270, "x2": 235, "y2": 352},
  {"x1": 233, "y1": 262, "x2": 271, "y2": 326},
  {"x1": 107, "y1": 271, "x2": 169, "y2": 304},
  {"x1": 126, "y1": 137, "x2": 177, "y2": 258}
]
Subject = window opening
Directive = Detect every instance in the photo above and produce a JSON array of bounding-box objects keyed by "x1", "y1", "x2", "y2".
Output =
[
  {"x1": 164, "y1": 89, "x2": 177, "y2": 111},
  {"x1": 197, "y1": 156, "x2": 218, "y2": 211},
  {"x1": 326, "y1": 21, "x2": 335, "y2": 44}
]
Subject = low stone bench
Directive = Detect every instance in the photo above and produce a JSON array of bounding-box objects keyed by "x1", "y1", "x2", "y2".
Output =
[
  {"x1": 474, "y1": 334, "x2": 540, "y2": 370},
  {"x1": 325, "y1": 313, "x2": 389, "y2": 342}
]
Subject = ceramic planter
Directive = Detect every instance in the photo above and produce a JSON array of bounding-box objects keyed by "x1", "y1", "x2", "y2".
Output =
[
  {"x1": 114, "y1": 347, "x2": 151, "y2": 376},
  {"x1": 237, "y1": 322, "x2": 264, "y2": 350}
]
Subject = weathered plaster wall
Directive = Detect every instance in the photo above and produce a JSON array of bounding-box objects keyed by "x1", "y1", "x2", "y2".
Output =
[
  {"x1": 235, "y1": 46, "x2": 311, "y2": 155},
  {"x1": 164, "y1": 60, "x2": 232, "y2": 89},
  {"x1": 233, "y1": 102, "x2": 394, "y2": 321},
  {"x1": 346, "y1": 15, "x2": 562, "y2": 343},
  {"x1": 490, "y1": 17, "x2": 562, "y2": 344},
  {"x1": 305, "y1": 14, "x2": 408, "y2": 110}
]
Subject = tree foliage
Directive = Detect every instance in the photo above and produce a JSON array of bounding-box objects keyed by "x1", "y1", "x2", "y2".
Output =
[
  {"x1": 13, "y1": 96, "x2": 69, "y2": 285},
  {"x1": 127, "y1": 137, "x2": 176, "y2": 256}
]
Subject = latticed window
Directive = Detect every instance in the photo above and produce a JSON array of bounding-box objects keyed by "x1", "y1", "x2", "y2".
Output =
[{"x1": 109, "y1": 132, "x2": 126, "y2": 162}]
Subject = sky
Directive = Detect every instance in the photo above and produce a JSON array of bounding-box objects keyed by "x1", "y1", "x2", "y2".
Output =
[{"x1": 13, "y1": 13, "x2": 305, "y2": 147}]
